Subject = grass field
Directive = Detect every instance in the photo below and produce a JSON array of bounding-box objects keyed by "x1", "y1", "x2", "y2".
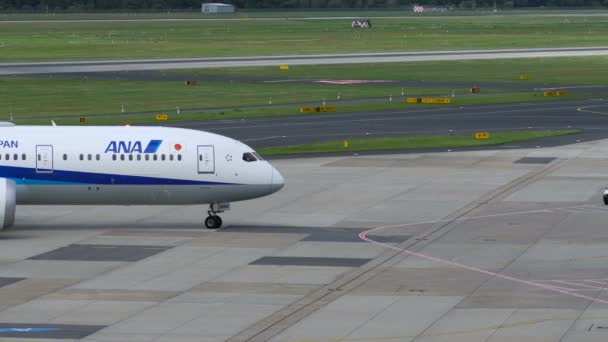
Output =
[
  {"x1": 2, "y1": 54, "x2": 605, "y2": 125},
  {"x1": 0, "y1": 76, "x2": 468, "y2": 120},
  {"x1": 258, "y1": 130, "x2": 579, "y2": 155},
  {"x1": 2, "y1": 16, "x2": 608, "y2": 61},
  {"x1": 172, "y1": 56, "x2": 608, "y2": 85},
  {"x1": 1, "y1": 55, "x2": 604, "y2": 123}
]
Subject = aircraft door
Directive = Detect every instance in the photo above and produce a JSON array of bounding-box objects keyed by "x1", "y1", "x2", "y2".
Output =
[
  {"x1": 197, "y1": 145, "x2": 215, "y2": 174},
  {"x1": 36, "y1": 145, "x2": 53, "y2": 173}
]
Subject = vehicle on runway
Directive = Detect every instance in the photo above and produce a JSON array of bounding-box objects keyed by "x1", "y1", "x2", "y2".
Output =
[{"x1": 0, "y1": 125, "x2": 284, "y2": 229}]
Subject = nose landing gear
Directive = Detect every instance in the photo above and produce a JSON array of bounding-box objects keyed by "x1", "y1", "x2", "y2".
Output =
[{"x1": 205, "y1": 203, "x2": 230, "y2": 229}]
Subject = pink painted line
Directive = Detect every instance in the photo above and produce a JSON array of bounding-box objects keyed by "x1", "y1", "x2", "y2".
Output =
[
  {"x1": 532, "y1": 277, "x2": 608, "y2": 282},
  {"x1": 538, "y1": 284, "x2": 579, "y2": 292},
  {"x1": 553, "y1": 280, "x2": 606, "y2": 290},
  {"x1": 584, "y1": 280, "x2": 608, "y2": 285},
  {"x1": 359, "y1": 224, "x2": 608, "y2": 305}
]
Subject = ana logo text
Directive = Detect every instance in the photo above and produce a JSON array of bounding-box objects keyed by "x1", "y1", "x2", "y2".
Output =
[{"x1": 105, "y1": 140, "x2": 163, "y2": 154}]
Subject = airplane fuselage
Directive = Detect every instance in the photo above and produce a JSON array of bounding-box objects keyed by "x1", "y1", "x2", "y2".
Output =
[{"x1": 0, "y1": 125, "x2": 284, "y2": 228}]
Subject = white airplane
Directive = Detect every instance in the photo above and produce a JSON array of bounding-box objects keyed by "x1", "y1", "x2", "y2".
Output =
[{"x1": 0, "y1": 124, "x2": 284, "y2": 229}]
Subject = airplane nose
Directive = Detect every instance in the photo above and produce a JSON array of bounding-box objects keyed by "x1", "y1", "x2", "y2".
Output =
[{"x1": 270, "y1": 167, "x2": 285, "y2": 193}]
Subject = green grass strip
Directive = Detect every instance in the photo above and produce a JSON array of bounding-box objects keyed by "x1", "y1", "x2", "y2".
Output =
[
  {"x1": 258, "y1": 130, "x2": 580, "y2": 156},
  {"x1": 173, "y1": 56, "x2": 608, "y2": 86},
  {"x1": 3, "y1": 16, "x2": 608, "y2": 62}
]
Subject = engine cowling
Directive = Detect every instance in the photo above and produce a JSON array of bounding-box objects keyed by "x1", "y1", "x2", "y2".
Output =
[{"x1": 0, "y1": 178, "x2": 16, "y2": 229}]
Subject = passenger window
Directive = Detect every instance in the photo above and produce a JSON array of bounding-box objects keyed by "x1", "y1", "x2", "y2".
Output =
[
  {"x1": 120, "y1": 154, "x2": 125, "y2": 161},
  {"x1": 145, "y1": 155, "x2": 149, "y2": 161},
  {"x1": 177, "y1": 155, "x2": 182, "y2": 161},
  {"x1": 242, "y1": 152, "x2": 257, "y2": 162},
  {"x1": 36, "y1": 154, "x2": 40, "y2": 161},
  {"x1": 112, "y1": 154, "x2": 117, "y2": 161},
  {"x1": 87, "y1": 154, "x2": 92, "y2": 161},
  {"x1": 13, "y1": 154, "x2": 17, "y2": 160},
  {"x1": 128, "y1": 155, "x2": 133, "y2": 161},
  {"x1": 79, "y1": 154, "x2": 83, "y2": 161},
  {"x1": 21, "y1": 154, "x2": 26, "y2": 160},
  {"x1": 96, "y1": 154, "x2": 100, "y2": 161},
  {"x1": 153, "y1": 155, "x2": 157, "y2": 161},
  {"x1": 63, "y1": 154, "x2": 67, "y2": 161},
  {"x1": 7, "y1": 154, "x2": 10, "y2": 161},
  {"x1": 199, "y1": 155, "x2": 202, "y2": 161},
  {"x1": 169, "y1": 155, "x2": 174, "y2": 161},
  {"x1": 161, "y1": 154, "x2": 166, "y2": 161},
  {"x1": 137, "y1": 155, "x2": 141, "y2": 161}
]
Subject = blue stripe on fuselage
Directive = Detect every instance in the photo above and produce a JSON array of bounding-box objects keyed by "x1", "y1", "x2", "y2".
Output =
[{"x1": 0, "y1": 165, "x2": 235, "y2": 186}]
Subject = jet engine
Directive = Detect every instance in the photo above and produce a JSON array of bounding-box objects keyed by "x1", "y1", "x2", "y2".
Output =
[{"x1": 0, "y1": 178, "x2": 16, "y2": 229}]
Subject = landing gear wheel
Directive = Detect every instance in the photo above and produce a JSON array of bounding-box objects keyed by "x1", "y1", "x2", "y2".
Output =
[
  {"x1": 205, "y1": 215, "x2": 222, "y2": 229},
  {"x1": 205, "y1": 203, "x2": 229, "y2": 229}
]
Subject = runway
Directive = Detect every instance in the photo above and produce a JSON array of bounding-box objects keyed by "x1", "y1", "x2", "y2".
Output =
[
  {"x1": 3, "y1": 46, "x2": 608, "y2": 75},
  {"x1": 171, "y1": 99, "x2": 608, "y2": 150}
]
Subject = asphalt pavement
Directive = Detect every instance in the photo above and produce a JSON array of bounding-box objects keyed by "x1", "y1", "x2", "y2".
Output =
[{"x1": 169, "y1": 99, "x2": 608, "y2": 151}]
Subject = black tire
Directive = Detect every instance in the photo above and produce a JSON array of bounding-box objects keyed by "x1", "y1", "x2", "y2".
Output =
[
  {"x1": 205, "y1": 216, "x2": 220, "y2": 229},
  {"x1": 604, "y1": 195, "x2": 608, "y2": 205},
  {"x1": 213, "y1": 215, "x2": 223, "y2": 229}
]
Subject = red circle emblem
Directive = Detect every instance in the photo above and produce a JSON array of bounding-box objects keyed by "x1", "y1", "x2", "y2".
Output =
[{"x1": 174, "y1": 144, "x2": 182, "y2": 151}]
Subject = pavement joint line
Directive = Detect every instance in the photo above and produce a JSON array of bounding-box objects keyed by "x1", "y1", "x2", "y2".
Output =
[
  {"x1": 362, "y1": 159, "x2": 574, "y2": 342},
  {"x1": 225, "y1": 159, "x2": 567, "y2": 342},
  {"x1": 0, "y1": 230, "x2": 201, "y2": 329},
  {"x1": 0, "y1": 278, "x2": 84, "y2": 316},
  {"x1": 361, "y1": 160, "x2": 608, "y2": 307},
  {"x1": 290, "y1": 315, "x2": 608, "y2": 342},
  {"x1": 550, "y1": 267, "x2": 608, "y2": 342},
  {"x1": 78, "y1": 246, "x2": 234, "y2": 338},
  {"x1": 333, "y1": 296, "x2": 404, "y2": 342}
]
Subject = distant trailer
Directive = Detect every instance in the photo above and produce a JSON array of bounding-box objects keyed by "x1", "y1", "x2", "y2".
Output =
[
  {"x1": 352, "y1": 19, "x2": 372, "y2": 29},
  {"x1": 202, "y1": 3, "x2": 236, "y2": 13}
]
